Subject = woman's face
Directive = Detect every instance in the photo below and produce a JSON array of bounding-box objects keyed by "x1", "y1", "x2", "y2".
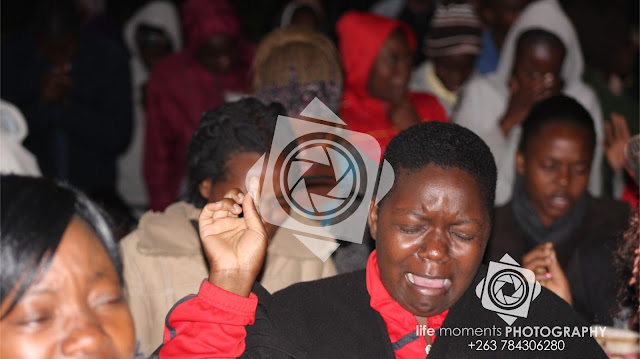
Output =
[
  {"x1": 0, "y1": 217, "x2": 135, "y2": 359},
  {"x1": 517, "y1": 123, "x2": 593, "y2": 227},
  {"x1": 367, "y1": 29, "x2": 413, "y2": 103},
  {"x1": 368, "y1": 165, "x2": 490, "y2": 320},
  {"x1": 433, "y1": 53, "x2": 476, "y2": 93},
  {"x1": 194, "y1": 34, "x2": 239, "y2": 74}
]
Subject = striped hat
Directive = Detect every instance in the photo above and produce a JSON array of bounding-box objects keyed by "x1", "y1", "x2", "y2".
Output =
[{"x1": 424, "y1": 2, "x2": 482, "y2": 58}]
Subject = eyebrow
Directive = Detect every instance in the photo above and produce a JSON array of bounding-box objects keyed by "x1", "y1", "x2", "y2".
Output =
[{"x1": 391, "y1": 208, "x2": 484, "y2": 226}]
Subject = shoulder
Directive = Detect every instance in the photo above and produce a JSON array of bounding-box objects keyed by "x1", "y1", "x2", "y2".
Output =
[
  {"x1": 583, "y1": 196, "x2": 632, "y2": 237},
  {"x1": 272, "y1": 270, "x2": 367, "y2": 304},
  {"x1": 147, "y1": 51, "x2": 191, "y2": 84}
]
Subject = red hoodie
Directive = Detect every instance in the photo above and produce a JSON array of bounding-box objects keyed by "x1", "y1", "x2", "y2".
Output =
[
  {"x1": 144, "y1": 0, "x2": 254, "y2": 211},
  {"x1": 336, "y1": 12, "x2": 448, "y2": 154}
]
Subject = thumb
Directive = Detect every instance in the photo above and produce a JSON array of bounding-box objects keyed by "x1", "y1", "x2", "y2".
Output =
[
  {"x1": 546, "y1": 248, "x2": 563, "y2": 275},
  {"x1": 242, "y1": 177, "x2": 266, "y2": 236}
]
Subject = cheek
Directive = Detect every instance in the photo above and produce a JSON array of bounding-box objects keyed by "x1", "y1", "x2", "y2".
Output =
[
  {"x1": 0, "y1": 324, "x2": 56, "y2": 358},
  {"x1": 100, "y1": 304, "x2": 136, "y2": 356}
]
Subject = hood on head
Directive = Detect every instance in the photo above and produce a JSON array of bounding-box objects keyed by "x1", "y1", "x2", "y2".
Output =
[
  {"x1": 336, "y1": 11, "x2": 416, "y2": 97},
  {"x1": 123, "y1": 1, "x2": 182, "y2": 56},
  {"x1": 494, "y1": 0, "x2": 584, "y2": 87},
  {"x1": 181, "y1": 0, "x2": 242, "y2": 51}
]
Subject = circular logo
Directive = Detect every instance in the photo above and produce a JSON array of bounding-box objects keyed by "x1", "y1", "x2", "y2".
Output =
[
  {"x1": 280, "y1": 138, "x2": 363, "y2": 222},
  {"x1": 487, "y1": 268, "x2": 529, "y2": 310}
]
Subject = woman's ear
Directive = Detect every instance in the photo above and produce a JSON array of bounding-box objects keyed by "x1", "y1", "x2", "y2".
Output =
[
  {"x1": 198, "y1": 178, "x2": 213, "y2": 201},
  {"x1": 367, "y1": 198, "x2": 379, "y2": 241},
  {"x1": 516, "y1": 150, "x2": 526, "y2": 175}
]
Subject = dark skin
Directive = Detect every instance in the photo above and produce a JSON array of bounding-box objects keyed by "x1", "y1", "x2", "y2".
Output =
[
  {"x1": 480, "y1": 0, "x2": 530, "y2": 50},
  {"x1": 499, "y1": 41, "x2": 565, "y2": 136},
  {"x1": 0, "y1": 218, "x2": 135, "y2": 358},
  {"x1": 516, "y1": 122, "x2": 594, "y2": 304},
  {"x1": 368, "y1": 165, "x2": 490, "y2": 328},
  {"x1": 194, "y1": 34, "x2": 239, "y2": 75},
  {"x1": 197, "y1": 164, "x2": 491, "y2": 342},
  {"x1": 37, "y1": 32, "x2": 79, "y2": 106},
  {"x1": 368, "y1": 29, "x2": 420, "y2": 131},
  {"x1": 433, "y1": 53, "x2": 476, "y2": 93}
]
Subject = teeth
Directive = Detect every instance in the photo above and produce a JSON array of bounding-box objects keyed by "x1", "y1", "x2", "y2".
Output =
[{"x1": 407, "y1": 273, "x2": 415, "y2": 284}]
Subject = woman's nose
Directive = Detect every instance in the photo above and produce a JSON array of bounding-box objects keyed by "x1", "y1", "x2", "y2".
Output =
[
  {"x1": 61, "y1": 315, "x2": 109, "y2": 356},
  {"x1": 418, "y1": 229, "x2": 451, "y2": 263}
]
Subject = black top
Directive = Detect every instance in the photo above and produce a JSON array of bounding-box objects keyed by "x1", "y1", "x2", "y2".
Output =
[
  {"x1": 485, "y1": 196, "x2": 631, "y2": 325},
  {"x1": 236, "y1": 266, "x2": 607, "y2": 358}
]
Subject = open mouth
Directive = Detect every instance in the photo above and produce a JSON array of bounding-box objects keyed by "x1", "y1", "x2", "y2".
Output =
[
  {"x1": 548, "y1": 194, "x2": 571, "y2": 211},
  {"x1": 407, "y1": 273, "x2": 451, "y2": 293}
]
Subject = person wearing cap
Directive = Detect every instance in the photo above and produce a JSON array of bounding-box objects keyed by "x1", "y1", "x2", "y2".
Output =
[{"x1": 409, "y1": 2, "x2": 483, "y2": 116}]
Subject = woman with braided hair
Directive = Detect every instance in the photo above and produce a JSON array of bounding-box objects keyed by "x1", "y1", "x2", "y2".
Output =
[{"x1": 119, "y1": 98, "x2": 336, "y2": 357}]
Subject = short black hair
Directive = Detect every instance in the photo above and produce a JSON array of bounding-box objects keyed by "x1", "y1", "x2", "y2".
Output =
[
  {"x1": 0, "y1": 175, "x2": 121, "y2": 318},
  {"x1": 383, "y1": 122, "x2": 497, "y2": 219},
  {"x1": 518, "y1": 95, "x2": 596, "y2": 154},
  {"x1": 515, "y1": 28, "x2": 565, "y2": 59},
  {"x1": 186, "y1": 98, "x2": 284, "y2": 208}
]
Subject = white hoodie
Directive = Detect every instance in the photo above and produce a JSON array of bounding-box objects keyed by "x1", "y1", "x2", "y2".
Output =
[
  {"x1": 0, "y1": 100, "x2": 41, "y2": 176},
  {"x1": 454, "y1": 0, "x2": 604, "y2": 206},
  {"x1": 117, "y1": 1, "x2": 182, "y2": 212}
]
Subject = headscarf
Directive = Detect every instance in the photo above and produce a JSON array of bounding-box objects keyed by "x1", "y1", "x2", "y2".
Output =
[
  {"x1": 252, "y1": 26, "x2": 342, "y2": 116},
  {"x1": 181, "y1": 0, "x2": 242, "y2": 51}
]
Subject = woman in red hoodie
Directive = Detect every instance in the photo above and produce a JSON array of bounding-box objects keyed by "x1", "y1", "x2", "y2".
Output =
[
  {"x1": 144, "y1": 0, "x2": 254, "y2": 211},
  {"x1": 336, "y1": 11, "x2": 448, "y2": 153}
]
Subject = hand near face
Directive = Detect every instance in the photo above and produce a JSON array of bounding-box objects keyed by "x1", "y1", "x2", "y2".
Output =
[
  {"x1": 199, "y1": 177, "x2": 268, "y2": 297},
  {"x1": 603, "y1": 113, "x2": 631, "y2": 172},
  {"x1": 41, "y1": 63, "x2": 73, "y2": 105},
  {"x1": 522, "y1": 242, "x2": 572, "y2": 305},
  {"x1": 500, "y1": 73, "x2": 558, "y2": 136}
]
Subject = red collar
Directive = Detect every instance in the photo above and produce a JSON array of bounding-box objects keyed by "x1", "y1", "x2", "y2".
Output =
[{"x1": 366, "y1": 250, "x2": 448, "y2": 358}]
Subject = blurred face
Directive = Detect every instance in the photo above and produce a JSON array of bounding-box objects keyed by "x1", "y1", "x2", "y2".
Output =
[
  {"x1": 200, "y1": 152, "x2": 287, "y2": 239},
  {"x1": 37, "y1": 32, "x2": 78, "y2": 65},
  {"x1": 290, "y1": 7, "x2": 320, "y2": 29},
  {"x1": 0, "y1": 217, "x2": 135, "y2": 359},
  {"x1": 368, "y1": 165, "x2": 490, "y2": 320},
  {"x1": 513, "y1": 42, "x2": 565, "y2": 94},
  {"x1": 194, "y1": 34, "x2": 240, "y2": 74},
  {"x1": 433, "y1": 54, "x2": 476, "y2": 92},
  {"x1": 483, "y1": 0, "x2": 530, "y2": 49},
  {"x1": 136, "y1": 29, "x2": 173, "y2": 71},
  {"x1": 368, "y1": 29, "x2": 413, "y2": 102},
  {"x1": 517, "y1": 123, "x2": 593, "y2": 227}
]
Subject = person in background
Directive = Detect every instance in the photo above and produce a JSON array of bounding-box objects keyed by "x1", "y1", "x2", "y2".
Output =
[
  {"x1": 370, "y1": 0, "x2": 436, "y2": 64},
  {"x1": 279, "y1": 0, "x2": 325, "y2": 31},
  {"x1": 409, "y1": 1, "x2": 483, "y2": 115},
  {"x1": 0, "y1": 100, "x2": 41, "y2": 177},
  {"x1": 336, "y1": 11, "x2": 448, "y2": 158},
  {"x1": 474, "y1": 0, "x2": 530, "y2": 74},
  {"x1": 0, "y1": 175, "x2": 136, "y2": 359},
  {"x1": 567, "y1": 3, "x2": 639, "y2": 198},
  {"x1": 615, "y1": 209, "x2": 639, "y2": 331},
  {"x1": 121, "y1": 98, "x2": 337, "y2": 357},
  {"x1": 484, "y1": 95, "x2": 631, "y2": 326},
  {"x1": 621, "y1": 135, "x2": 640, "y2": 210},
  {"x1": 455, "y1": 0, "x2": 604, "y2": 206},
  {"x1": 0, "y1": 0, "x2": 132, "y2": 207},
  {"x1": 252, "y1": 25, "x2": 371, "y2": 273},
  {"x1": 118, "y1": 1, "x2": 182, "y2": 217},
  {"x1": 144, "y1": 0, "x2": 254, "y2": 211}
]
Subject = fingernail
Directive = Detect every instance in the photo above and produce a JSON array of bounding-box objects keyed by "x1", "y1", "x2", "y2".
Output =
[
  {"x1": 238, "y1": 193, "x2": 244, "y2": 200},
  {"x1": 233, "y1": 204, "x2": 241, "y2": 211},
  {"x1": 545, "y1": 272, "x2": 552, "y2": 279}
]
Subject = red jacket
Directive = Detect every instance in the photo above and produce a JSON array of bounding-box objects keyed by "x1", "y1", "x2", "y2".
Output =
[
  {"x1": 336, "y1": 12, "x2": 447, "y2": 154},
  {"x1": 144, "y1": 0, "x2": 253, "y2": 211}
]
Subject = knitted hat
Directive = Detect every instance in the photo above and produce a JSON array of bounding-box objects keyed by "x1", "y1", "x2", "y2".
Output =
[{"x1": 424, "y1": 2, "x2": 482, "y2": 58}]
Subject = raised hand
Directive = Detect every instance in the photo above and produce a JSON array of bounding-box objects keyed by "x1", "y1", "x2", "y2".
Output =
[
  {"x1": 522, "y1": 242, "x2": 573, "y2": 305},
  {"x1": 604, "y1": 113, "x2": 631, "y2": 172},
  {"x1": 199, "y1": 177, "x2": 268, "y2": 297}
]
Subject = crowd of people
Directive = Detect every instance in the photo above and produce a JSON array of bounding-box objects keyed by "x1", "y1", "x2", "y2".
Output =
[{"x1": 1, "y1": 0, "x2": 638, "y2": 358}]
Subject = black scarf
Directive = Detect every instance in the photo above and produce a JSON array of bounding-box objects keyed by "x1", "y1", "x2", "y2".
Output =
[{"x1": 511, "y1": 175, "x2": 588, "y2": 244}]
